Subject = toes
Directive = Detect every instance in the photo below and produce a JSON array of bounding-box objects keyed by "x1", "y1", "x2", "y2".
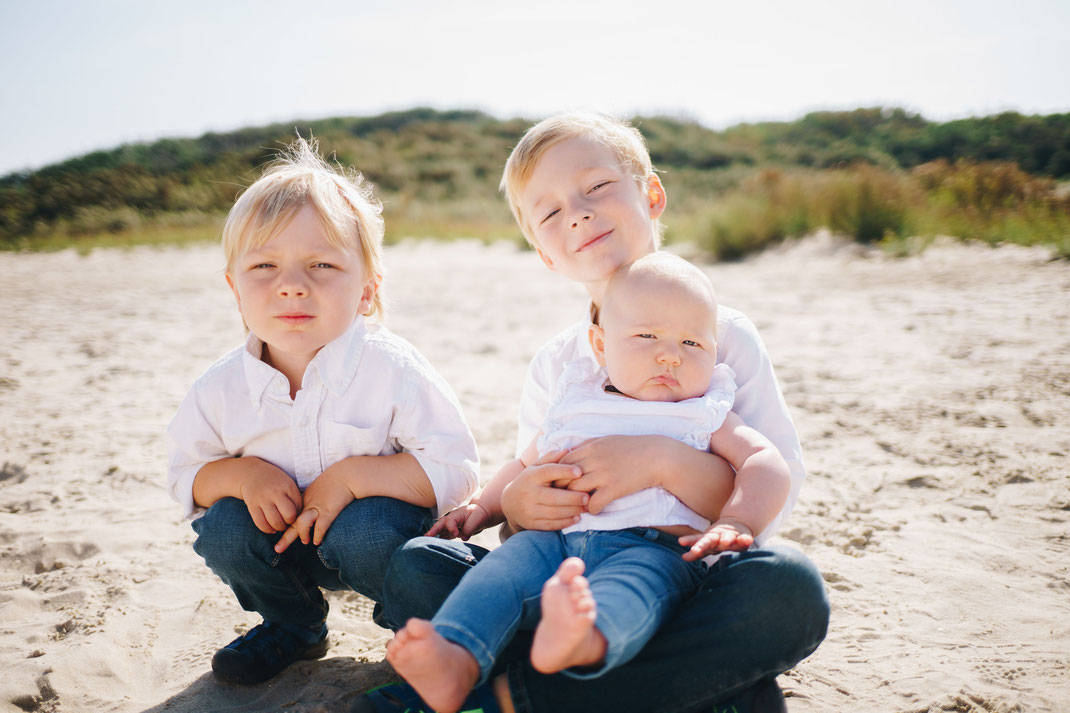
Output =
[{"x1": 558, "y1": 557, "x2": 586, "y2": 580}]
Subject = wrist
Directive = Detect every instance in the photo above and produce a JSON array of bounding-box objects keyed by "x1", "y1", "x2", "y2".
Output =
[{"x1": 472, "y1": 499, "x2": 502, "y2": 525}]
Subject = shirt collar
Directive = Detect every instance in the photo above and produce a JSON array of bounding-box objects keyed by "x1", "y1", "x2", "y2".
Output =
[{"x1": 240, "y1": 317, "x2": 368, "y2": 408}]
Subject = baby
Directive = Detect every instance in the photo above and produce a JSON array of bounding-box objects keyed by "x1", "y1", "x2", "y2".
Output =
[
  {"x1": 166, "y1": 138, "x2": 478, "y2": 686},
  {"x1": 385, "y1": 253, "x2": 791, "y2": 713}
]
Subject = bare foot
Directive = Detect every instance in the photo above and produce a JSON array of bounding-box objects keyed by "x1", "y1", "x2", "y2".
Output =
[
  {"x1": 530, "y1": 557, "x2": 607, "y2": 674},
  {"x1": 386, "y1": 618, "x2": 480, "y2": 713}
]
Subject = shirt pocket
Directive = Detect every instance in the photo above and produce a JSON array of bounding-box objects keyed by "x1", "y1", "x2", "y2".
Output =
[{"x1": 323, "y1": 421, "x2": 391, "y2": 464}]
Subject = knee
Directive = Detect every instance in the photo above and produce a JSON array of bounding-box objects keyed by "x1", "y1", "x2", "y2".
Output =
[
  {"x1": 382, "y1": 537, "x2": 482, "y2": 626},
  {"x1": 317, "y1": 497, "x2": 431, "y2": 567},
  {"x1": 748, "y1": 546, "x2": 830, "y2": 652},
  {"x1": 191, "y1": 497, "x2": 272, "y2": 571}
]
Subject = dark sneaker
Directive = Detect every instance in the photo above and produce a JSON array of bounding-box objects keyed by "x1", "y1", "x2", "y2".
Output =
[{"x1": 212, "y1": 621, "x2": 328, "y2": 685}]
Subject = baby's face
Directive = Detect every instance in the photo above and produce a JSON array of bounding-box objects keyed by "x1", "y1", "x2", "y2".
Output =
[{"x1": 595, "y1": 279, "x2": 718, "y2": 402}]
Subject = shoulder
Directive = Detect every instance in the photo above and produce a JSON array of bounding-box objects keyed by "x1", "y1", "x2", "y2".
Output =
[
  {"x1": 527, "y1": 321, "x2": 590, "y2": 385},
  {"x1": 531, "y1": 321, "x2": 588, "y2": 365},
  {"x1": 187, "y1": 344, "x2": 246, "y2": 395},
  {"x1": 360, "y1": 323, "x2": 447, "y2": 385},
  {"x1": 716, "y1": 305, "x2": 767, "y2": 367}
]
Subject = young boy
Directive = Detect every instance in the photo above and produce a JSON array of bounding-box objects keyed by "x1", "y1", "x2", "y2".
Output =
[
  {"x1": 166, "y1": 139, "x2": 478, "y2": 686},
  {"x1": 384, "y1": 253, "x2": 791, "y2": 713},
  {"x1": 359, "y1": 113, "x2": 827, "y2": 713}
]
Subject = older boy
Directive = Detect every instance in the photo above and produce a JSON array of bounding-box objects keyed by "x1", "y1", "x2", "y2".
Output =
[{"x1": 360, "y1": 114, "x2": 828, "y2": 713}]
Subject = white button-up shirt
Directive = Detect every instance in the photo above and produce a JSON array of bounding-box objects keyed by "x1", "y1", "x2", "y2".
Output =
[
  {"x1": 516, "y1": 306, "x2": 805, "y2": 545},
  {"x1": 167, "y1": 317, "x2": 479, "y2": 519}
]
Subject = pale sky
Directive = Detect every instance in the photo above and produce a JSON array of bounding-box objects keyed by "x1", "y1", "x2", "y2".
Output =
[{"x1": 2, "y1": 0, "x2": 1068, "y2": 177}]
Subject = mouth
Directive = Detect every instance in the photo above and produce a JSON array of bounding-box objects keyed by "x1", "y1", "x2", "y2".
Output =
[
  {"x1": 276, "y1": 314, "x2": 313, "y2": 325},
  {"x1": 650, "y1": 374, "x2": 680, "y2": 388},
  {"x1": 575, "y1": 230, "x2": 612, "y2": 253}
]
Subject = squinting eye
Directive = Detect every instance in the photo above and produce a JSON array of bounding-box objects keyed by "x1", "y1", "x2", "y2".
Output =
[
  {"x1": 590, "y1": 181, "x2": 610, "y2": 192},
  {"x1": 252, "y1": 263, "x2": 274, "y2": 269},
  {"x1": 313, "y1": 262, "x2": 336, "y2": 269},
  {"x1": 541, "y1": 209, "x2": 560, "y2": 224},
  {"x1": 637, "y1": 334, "x2": 655, "y2": 339},
  {"x1": 683, "y1": 340, "x2": 700, "y2": 347}
]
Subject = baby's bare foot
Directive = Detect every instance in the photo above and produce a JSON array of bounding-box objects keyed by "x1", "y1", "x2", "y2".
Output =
[
  {"x1": 530, "y1": 557, "x2": 607, "y2": 674},
  {"x1": 385, "y1": 619, "x2": 479, "y2": 713}
]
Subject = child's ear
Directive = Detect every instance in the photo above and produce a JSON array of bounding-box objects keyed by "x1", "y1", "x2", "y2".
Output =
[
  {"x1": 535, "y1": 246, "x2": 556, "y2": 272},
  {"x1": 357, "y1": 273, "x2": 381, "y2": 316},
  {"x1": 646, "y1": 174, "x2": 667, "y2": 220},
  {"x1": 588, "y1": 324, "x2": 608, "y2": 367},
  {"x1": 225, "y1": 272, "x2": 242, "y2": 311}
]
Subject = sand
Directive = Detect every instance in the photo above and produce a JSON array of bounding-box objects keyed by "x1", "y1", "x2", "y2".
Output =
[{"x1": 0, "y1": 235, "x2": 1067, "y2": 713}]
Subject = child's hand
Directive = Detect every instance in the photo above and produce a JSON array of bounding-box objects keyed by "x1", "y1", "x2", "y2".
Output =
[
  {"x1": 500, "y1": 451, "x2": 587, "y2": 533},
  {"x1": 560, "y1": 435, "x2": 678, "y2": 514},
  {"x1": 274, "y1": 463, "x2": 356, "y2": 553},
  {"x1": 680, "y1": 519, "x2": 755, "y2": 561},
  {"x1": 426, "y1": 503, "x2": 491, "y2": 540},
  {"x1": 238, "y1": 461, "x2": 303, "y2": 534}
]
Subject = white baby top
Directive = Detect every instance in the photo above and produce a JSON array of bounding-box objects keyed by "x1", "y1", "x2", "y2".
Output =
[
  {"x1": 538, "y1": 357, "x2": 737, "y2": 535},
  {"x1": 518, "y1": 305, "x2": 805, "y2": 545}
]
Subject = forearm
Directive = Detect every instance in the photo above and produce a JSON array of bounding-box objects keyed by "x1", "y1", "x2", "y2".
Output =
[
  {"x1": 333, "y1": 453, "x2": 437, "y2": 508},
  {"x1": 656, "y1": 441, "x2": 736, "y2": 522},
  {"x1": 192, "y1": 457, "x2": 260, "y2": 508},
  {"x1": 718, "y1": 450, "x2": 791, "y2": 534},
  {"x1": 473, "y1": 458, "x2": 526, "y2": 525}
]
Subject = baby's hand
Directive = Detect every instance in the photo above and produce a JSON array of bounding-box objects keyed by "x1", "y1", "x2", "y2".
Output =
[
  {"x1": 679, "y1": 519, "x2": 755, "y2": 561},
  {"x1": 274, "y1": 464, "x2": 356, "y2": 553},
  {"x1": 426, "y1": 503, "x2": 491, "y2": 541}
]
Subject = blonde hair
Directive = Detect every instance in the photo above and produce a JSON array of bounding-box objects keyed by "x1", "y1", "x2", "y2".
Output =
[
  {"x1": 222, "y1": 137, "x2": 386, "y2": 319},
  {"x1": 500, "y1": 112, "x2": 660, "y2": 245}
]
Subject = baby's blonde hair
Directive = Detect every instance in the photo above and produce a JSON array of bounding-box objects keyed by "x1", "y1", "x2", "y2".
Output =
[
  {"x1": 500, "y1": 112, "x2": 661, "y2": 246},
  {"x1": 222, "y1": 137, "x2": 386, "y2": 319}
]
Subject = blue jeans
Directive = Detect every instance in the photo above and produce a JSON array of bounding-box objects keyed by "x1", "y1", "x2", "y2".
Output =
[
  {"x1": 433, "y1": 528, "x2": 706, "y2": 684},
  {"x1": 192, "y1": 496, "x2": 432, "y2": 640},
  {"x1": 384, "y1": 538, "x2": 828, "y2": 713}
]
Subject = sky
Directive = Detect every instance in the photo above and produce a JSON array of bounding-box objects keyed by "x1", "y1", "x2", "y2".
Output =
[{"x1": 1, "y1": 0, "x2": 1068, "y2": 177}]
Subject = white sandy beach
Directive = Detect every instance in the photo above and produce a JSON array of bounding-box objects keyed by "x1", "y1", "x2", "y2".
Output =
[{"x1": 0, "y1": 236, "x2": 1067, "y2": 712}]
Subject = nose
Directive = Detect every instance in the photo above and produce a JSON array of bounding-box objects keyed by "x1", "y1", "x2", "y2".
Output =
[
  {"x1": 656, "y1": 343, "x2": 682, "y2": 366},
  {"x1": 276, "y1": 267, "x2": 309, "y2": 298},
  {"x1": 570, "y1": 213, "x2": 592, "y2": 229},
  {"x1": 567, "y1": 199, "x2": 594, "y2": 229}
]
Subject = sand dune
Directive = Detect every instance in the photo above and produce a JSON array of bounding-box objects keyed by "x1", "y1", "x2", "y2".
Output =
[{"x1": 0, "y1": 236, "x2": 1067, "y2": 712}]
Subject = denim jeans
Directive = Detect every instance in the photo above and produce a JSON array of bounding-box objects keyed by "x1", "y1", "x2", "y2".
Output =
[
  {"x1": 192, "y1": 496, "x2": 431, "y2": 640},
  {"x1": 384, "y1": 538, "x2": 828, "y2": 713},
  {"x1": 433, "y1": 528, "x2": 706, "y2": 684}
]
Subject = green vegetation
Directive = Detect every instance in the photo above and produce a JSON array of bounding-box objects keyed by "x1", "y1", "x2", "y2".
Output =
[
  {"x1": 684, "y1": 161, "x2": 1070, "y2": 260},
  {"x1": 2, "y1": 107, "x2": 1068, "y2": 257}
]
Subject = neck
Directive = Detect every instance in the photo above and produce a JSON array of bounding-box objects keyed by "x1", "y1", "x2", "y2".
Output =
[
  {"x1": 262, "y1": 346, "x2": 316, "y2": 399},
  {"x1": 584, "y1": 278, "x2": 609, "y2": 313}
]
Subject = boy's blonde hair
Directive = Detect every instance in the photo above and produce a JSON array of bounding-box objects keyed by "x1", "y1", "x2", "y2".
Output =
[
  {"x1": 222, "y1": 137, "x2": 386, "y2": 319},
  {"x1": 500, "y1": 112, "x2": 661, "y2": 245}
]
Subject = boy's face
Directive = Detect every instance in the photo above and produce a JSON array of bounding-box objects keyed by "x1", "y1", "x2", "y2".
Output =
[
  {"x1": 226, "y1": 204, "x2": 375, "y2": 369},
  {"x1": 517, "y1": 136, "x2": 665, "y2": 292},
  {"x1": 590, "y1": 278, "x2": 717, "y2": 402}
]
